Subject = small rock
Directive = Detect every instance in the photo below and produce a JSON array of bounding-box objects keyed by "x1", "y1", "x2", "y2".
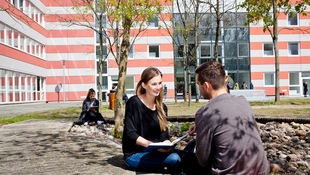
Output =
[
  {"x1": 270, "y1": 163, "x2": 283, "y2": 173},
  {"x1": 296, "y1": 130, "x2": 307, "y2": 136}
]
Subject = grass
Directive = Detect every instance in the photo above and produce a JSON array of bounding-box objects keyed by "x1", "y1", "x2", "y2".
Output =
[
  {"x1": 1, "y1": 98, "x2": 310, "y2": 126},
  {"x1": 0, "y1": 115, "x2": 76, "y2": 125}
]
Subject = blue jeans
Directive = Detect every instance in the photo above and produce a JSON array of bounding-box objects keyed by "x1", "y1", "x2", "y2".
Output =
[{"x1": 125, "y1": 151, "x2": 181, "y2": 172}]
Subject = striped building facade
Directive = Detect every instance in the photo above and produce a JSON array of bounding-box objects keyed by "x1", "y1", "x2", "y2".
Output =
[{"x1": 0, "y1": 0, "x2": 310, "y2": 104}]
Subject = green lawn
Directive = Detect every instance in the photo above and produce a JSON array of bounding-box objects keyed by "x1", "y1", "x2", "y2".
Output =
[{"x1": 1, "y1": 98, "x2": 310, "y2": 126}]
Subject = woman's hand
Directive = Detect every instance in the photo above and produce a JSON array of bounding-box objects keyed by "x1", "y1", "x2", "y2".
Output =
[{"x1": 188, "y1": 124, "x2": 196, "y2": 136}]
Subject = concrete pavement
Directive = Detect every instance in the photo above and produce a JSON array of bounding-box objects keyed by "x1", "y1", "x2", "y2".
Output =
[{"x1": 0, "y1": 119, "x2": 136, "y2": 175}]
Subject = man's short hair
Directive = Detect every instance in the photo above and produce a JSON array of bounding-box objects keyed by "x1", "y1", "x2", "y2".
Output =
[{"x1": 195, "y1": 61, "x2": 226, "y2": 90}]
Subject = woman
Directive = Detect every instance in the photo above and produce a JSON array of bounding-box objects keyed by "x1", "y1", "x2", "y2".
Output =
[
  {"x1": 233, "y1": 82, "x2": 239, "y2": 90},
  {"x1": 77, "y1": 88, "x2": 106, "y2": 125},
  {"x1": 122, "y1": 67, "x2": 181, "y2": 172}
]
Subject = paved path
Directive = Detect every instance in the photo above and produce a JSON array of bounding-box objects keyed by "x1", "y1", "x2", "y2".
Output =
[
  {"x1": 0, "y1": 119, "x2": 136, "y2": 175},
  {"x1": 0, "y1": 102, "x2": 83, "y2": 118}
]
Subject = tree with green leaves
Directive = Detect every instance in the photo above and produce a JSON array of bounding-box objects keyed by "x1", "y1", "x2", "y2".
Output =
[
  {"x1": 71, "y1": 0, "x2": 165, "y2": 136},
  {"x1": 239, "y1": 0, "x2": 310, "y2": 104}
]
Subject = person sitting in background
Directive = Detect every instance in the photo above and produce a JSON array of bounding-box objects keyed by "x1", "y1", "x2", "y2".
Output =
[
  {"x1": 233, "y1": 82, "x2": 239, "y2": 90},
  {"x1": 241, "y1": 81, "x2": 248, "y2": 89},
  {"x1": 77, "y1": 88, "x2": 106, "y2": 126}
]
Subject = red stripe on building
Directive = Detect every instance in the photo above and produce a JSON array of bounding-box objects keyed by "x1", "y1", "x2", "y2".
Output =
[
  {"x1": 45, "y1": 45, "x2": 94, "y2": 53},
  {"x1": 108, "y1": 28, "x2": 172, "y2": 37},
  {"x1": 48, "y1": 30, "x2": 94, "y2": 37},
  {"x1": 45, "y1": 14, "x2": 94, "y2": 22},
  {"x1": 256, "y1": 86, "x2": 289, "y2": 96},
  {"x1": 251, "y1": 72, "x2": 264, "y2": 80},
  {"x1": 251, "y1": 56, "x2": 310, "y2": 65},
  {"x1": 250, "y1": 26, "x2": 310, "y2": 35},
  {"x1": 46, "y1": 76, "x2": 95, "y2": 84},
  {"x1": 160, "y1": 44, "x2": 173, "y2": 51},
  {"x1": 300, "y1": 12, "x2": 310, "y2": 19},
  {"x1": 0, "y1": 44, "x2": 47, "y2": 68},
  {"x1": 280, "y1": 72, "x2": 289, "y2": 79},
  {"x1": 160, "y1": 13, "x2": 172, "y2": 21},
  {"x1": 134, "y1": 44, "x2": 147, "y2": 52},
  {"x1": 300, "y1": 41, "x2": 310, "y2": 49},
  {"x1": 134, "y1": 73, "x2": 174, "y2": 83},
  {"x1": 109, "y1": 59, "x2": 174, "y2": 68},
  {"x1": 0, "y1": 0, "x2": 47, "y2": 37},
  {"x1": 47, "y1": 60, "x2": 95, "y2": 69},
  {"x1": 40, "y1": 0, "x2": 89, "y2": 6},
  {"x1": 46, "y1": 91, "x2": 88, "y2": 101}
]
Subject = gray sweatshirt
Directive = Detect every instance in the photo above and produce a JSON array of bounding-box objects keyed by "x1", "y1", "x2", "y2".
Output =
[{"x1": 195, "y1": 93, "x2": 269, "y2": 175}]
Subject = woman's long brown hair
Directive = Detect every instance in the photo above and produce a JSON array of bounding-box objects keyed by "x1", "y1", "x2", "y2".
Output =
[{"x1": 136, "y1": 67, "x2": 167, "y2": 132}]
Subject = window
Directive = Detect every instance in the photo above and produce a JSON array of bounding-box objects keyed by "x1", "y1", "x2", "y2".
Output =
[
  {"x1": 149, "y1": 45, "x2": 159, "y2": 58},
  {"x1": 264, "y1": 43, "x2": 273, "y2": 56},
  {"x1": 0, "y1": 23, "x2": 4, "y2": 43},
  {"x1": 288, "y1": 12, "x2": 298, "y2": 26},
  {"x1": 97, "y1": 61, "x2": 107, "y2": 74},
  {"x1": 129, "y1": 45, "x2": 134, "y2": 58},
  {"x1": 288, "y1": 42, "x2": 299, "y2": 55},
  {"x1": 96, "y1": 45, "x2": 107, "y2": 59},
  {"x1": 238, "y1": 43, "x2": 249, "y2": 57},
  {"x1": 264, "y1": 73, "x2": 274, "y2": 86},
  {"x1": 95, "y1": 15, "x2": 107, "y2": 28},
  {"x1": 200, "y1": 45, "x2": 211, "y2": 57},
  {"x1": 289, "y1": 72, "x2": 299, "y2": 85},
  {"x1": 149, "y1": 16, "x2": 158, "y2": 28}
]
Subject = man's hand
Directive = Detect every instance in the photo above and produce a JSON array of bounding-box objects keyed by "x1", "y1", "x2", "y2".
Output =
[{"x1": 188, "y1": 124, "x2": 196, "y2": 136}]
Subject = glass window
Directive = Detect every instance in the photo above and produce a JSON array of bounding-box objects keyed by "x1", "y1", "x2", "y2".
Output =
[
  {"x1": 212, "y1": 44, "x2": 223, "y2": 57},
  {"x1": 289, "y1": 72, "x2": 299, "y2": 85},
  {"x1": 20, "y1": 34, "x2": 24, "y2": 50},
  {"x1": 174, "y1": 45, "x2": 183, "y2": 58},
  {"x1": 129, "y1": 45, "x2": 134, "y2": 58},
  {"x1": 264, "y1": 43, "x2": 273, "y2": 56},
  {"x1": 238, "y1": 43, "x2": 249, "y2": 57},
  {"x1": 149, "y1": 45, "x2": 159, "y2": 58},
  {"x1": 199, "y1": 28, "x2": 212, "y2": 41},
  {"x1": 265, "y1": 73, "x2": 274, "y2": 85},
  {"x1": 288, "y1": 42, "x2": 299, "y2": 55},
  {"x1": 96, "y1": 61, "x2": 107, "y2": 74},
  {"x1": 96, "y1": 76, "x2": 108, "y2": 89},
  {"x1": 224, "y1": 58, "x2": 237, "y2": 70},
  {"x1": 96, "y1": 45, "x2": 107, "y2": 59},
  {"x1": 149, "y1": 16, "x2": 158, "y2": 28},
  {"x1": 238, "y1": 57, "x2": 250, "y2": 70},
  {"x1": 125, "y1": 76, "x2": 134, "y2": 89},
  {"x1": 236, "y1": 13, "x2": 247, "y2": 26},
  {"x1": 7, "y1": 28, "x2": 12, "y2": 46},
  {"x1": 223, "y1": 13, "x2": 236, "y2": 27},
  {"x1": 225, "y1": 43, "x2": 237, "y2": 57},
  {"x1": 0, "y1": 23, "x2": 4, "y2": 43},
  {"x1": 288, "y1": 12, "x2": 298, "y2": 26},
  {"x1": 95, "y1": 15, "x2": 107, "y2": 28},
  {"x1": 96, "y1": 32, "x2": 106, "y2": 44},
  {"x1": 302, "y1": 72, "x2": 310, "y2": 77},
  {"x1": 200, "y1": 45, "x2": 211, "y2": 57},
  {"x1": 224, "y1": 28, "x2": 236, "y2": 42},
  {"x1": 237, "y1": 27, "x2": 249, "y2": 41}
]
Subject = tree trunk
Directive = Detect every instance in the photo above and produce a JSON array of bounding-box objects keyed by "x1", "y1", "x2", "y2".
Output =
[
  {"x1": 174, "y1": 56, "x2": 178, "y2": 103},
  {"x1": 183, "y1": 40, "x2": 188, "y2": 102},
  {"x1": 273, "y1": 0, "x2": 280, "y2": 104},
  {"x1": 187, "y1": 67, "x2": 191, "y2": 106},
  {"x1": 214, "y1": 0, "x2": 220, "y2": 61},
  {"x1": 194, "y1": 0, "x2": 200, "y2": 102},
  {"x1": 98, "y1": 25, "x2": 104, "y2": 108},
  {"x1": 113, "y1": 17, "x2": 130, "y2": 137}
]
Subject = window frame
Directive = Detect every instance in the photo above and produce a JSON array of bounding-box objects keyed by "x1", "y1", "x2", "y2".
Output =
[
  {"x1": 264, "y1": 72, "x2": 275, "y2": 86},
  {"x1": 148, "y1": 44, "x2": 160, "y2": 58},
  {"x1": 287, "y1": 12, "x2": 299, "y2": 26},
  {"x1": 263, "y1": 43, "x2": 274, "y2": 56},
  {"x1": 288, "y1": 42, "x2": 299, "y2": 56}
]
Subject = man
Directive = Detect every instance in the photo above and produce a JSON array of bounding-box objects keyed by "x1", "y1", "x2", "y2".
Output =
[{"x1": 188, "y1": 61, "x2": 269, "y2": 174}]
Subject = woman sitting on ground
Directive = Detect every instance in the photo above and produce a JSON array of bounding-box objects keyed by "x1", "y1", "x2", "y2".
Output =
[
  {"x1": 122, "y1": 67, "x2": 181, "y2": 173},
  {"x1": 77, "y1": 88, "x2": 106, "y2": 126}
]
